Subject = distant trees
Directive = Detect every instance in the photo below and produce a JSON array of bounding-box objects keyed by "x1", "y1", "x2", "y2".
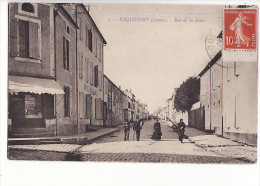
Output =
[{"x1": 174, "y1": 77, "x2": 200, "y2": 112}]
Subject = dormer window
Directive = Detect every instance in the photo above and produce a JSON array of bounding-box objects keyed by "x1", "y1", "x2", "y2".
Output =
[
  {"x1": 18, "y1": 3, "x2": 38, "y2": 17},
  {"x1": 22, "y1": 3, "x2": 34, "y2": 13}
]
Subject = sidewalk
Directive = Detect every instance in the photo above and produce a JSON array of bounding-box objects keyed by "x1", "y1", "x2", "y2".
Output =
[
  {"x1": 185, "y1": 127, "x2": 257, "y2": 163},
  {"x1": 8, "y1": 125, "x2": 122, "y2": 146}
]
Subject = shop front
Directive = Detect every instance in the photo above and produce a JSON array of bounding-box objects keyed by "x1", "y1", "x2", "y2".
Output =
[{"x1": 8, "y1": 75, "x2": 64, "y2": 137}]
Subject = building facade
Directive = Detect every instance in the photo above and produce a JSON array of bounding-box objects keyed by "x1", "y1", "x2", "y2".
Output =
[
  {"x1": 199, "y1": 51, "x2": 222, "y2": 131},
  {"x1": 8, "y1": 3, "x2": 67, "y2": 137}
]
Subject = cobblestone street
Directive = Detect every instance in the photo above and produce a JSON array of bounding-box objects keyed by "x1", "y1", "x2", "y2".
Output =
[{"x1": 7, "y1": 121, "x2": 255, "y2": 164}]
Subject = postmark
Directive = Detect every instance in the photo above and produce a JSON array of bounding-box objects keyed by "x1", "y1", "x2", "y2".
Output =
[{"x1": 224, "y1": 8, "x2": 257, "y2": 50}]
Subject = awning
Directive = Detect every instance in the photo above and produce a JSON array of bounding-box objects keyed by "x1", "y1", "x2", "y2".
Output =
[{"x1": 9, "y1": 75, "x2": 65, "y2": 95}]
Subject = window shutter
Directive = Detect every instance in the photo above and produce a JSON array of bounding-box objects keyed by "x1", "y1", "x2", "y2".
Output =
[
  {"x1": 29, "y1": 22, "x2": 39, "y2": 59},
  {"x1": 69, "y1": 87, "x2": 71, "y2": 117},
  {"x1": 95, "y1": 98, "x2": 103, "y2": 120},
  {"x1": 87, "y1": 59, "x2": 89, "y2": 82},
  {"x1": 63, "y1": 37, "x2": 67, "y2": 69},
  {"x1": 86, "y1": 94, "x2": 91, "y2": 119},
  {"x1": 94, "y1": 65, "x2": 98, "y2": 87},
  {"x1": 9, "y1": 18, "x2": 18, "y2": 56},
  {"x1": 85, "y1": 25, "x2": 88, "y2": 46}
]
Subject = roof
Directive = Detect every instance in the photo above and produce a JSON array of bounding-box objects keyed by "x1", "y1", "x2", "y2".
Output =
[
  {"x1": 58, "y1": 4, "x2": 79, "y2": 29},
  {"x1": 103, "y1": 74, "x2": 126, "y2": 96},
  {"x1": 79, "y1": 4, "x2": 107, "y2": 44},
  {"x1": 198, "y1": 51, "x2": 222, "y2": 77}
]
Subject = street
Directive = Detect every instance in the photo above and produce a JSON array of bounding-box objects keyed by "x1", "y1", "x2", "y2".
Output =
[{"x1": 8, "y1": 120, "x2": 252, "y2": 164}]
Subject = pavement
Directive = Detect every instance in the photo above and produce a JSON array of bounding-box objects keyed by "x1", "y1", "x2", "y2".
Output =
[
  {"x1": 161, "y1": 120, "x2": 257, "y2": 163},
  {"x1": 7, "y1": 120, "x2": 258, "y2": 163},
  {"x1": 8, "y1": 125, "x2": 122, "y2": 145}
]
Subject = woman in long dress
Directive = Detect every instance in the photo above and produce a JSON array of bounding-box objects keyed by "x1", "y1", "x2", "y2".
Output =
[
  {"x1": 230, "y1": 12, "x2": 252, "y2": 47},
  {"x1": 152, "y1": 119, "x2": 162, "y2": 140}
]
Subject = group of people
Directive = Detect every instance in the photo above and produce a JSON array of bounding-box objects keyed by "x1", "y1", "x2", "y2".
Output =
[
  {"x1": 123, "y1": 118, "x2": 144, "y2": 141},
  {"x1": 123, "y1": 118, "x2": 186, "y2": 143}
]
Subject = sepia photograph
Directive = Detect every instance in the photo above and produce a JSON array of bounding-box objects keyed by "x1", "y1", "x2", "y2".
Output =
[
  {"x1": 0, "y1": 1, "x2": 259, "y2": 185},
  {"x1": 6, "y1": 2, "x2": 258, "y2": 163}
]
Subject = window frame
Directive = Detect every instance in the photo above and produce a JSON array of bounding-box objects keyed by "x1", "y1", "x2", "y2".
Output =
[
  {"x1": 18, "y1": 3, "x2": 38, "y2": 17},
  {"x1": 14, "y1": 15, "x2": 41, "y2": 63}
]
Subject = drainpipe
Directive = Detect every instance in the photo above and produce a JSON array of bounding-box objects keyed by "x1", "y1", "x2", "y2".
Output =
[
  {"x1": 75, "y1": 4, "x2": 79, "y2": 133},
  {"x1": 209, "y1": 64, "x2": 212, "y2": 132},
  {"x1": 221, "y1": 58, "x2": 224, "y2": 136},
  {"x1": 54, "y1": 6, "x2": 59, "y2": 136}
]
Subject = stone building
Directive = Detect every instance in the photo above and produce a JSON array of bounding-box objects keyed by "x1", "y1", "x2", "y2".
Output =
[
  {"x1": 103, "y1": 75, "x2": 127, "y2": 126},
  {"x1": 8, "y1": 3, "x2": 71, "y2": 137},
  {"x1": 63, "y1": 4, "x2": 106, "y2": 131}
]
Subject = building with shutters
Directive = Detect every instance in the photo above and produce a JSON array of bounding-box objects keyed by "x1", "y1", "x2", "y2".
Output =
[
  {"x1": 8, "y1": 3, "x2": 77, "y2": 136},
  {"x1": 63, "y1": 4, "x2": 106, "y2": 132},
  {"x1": 103, "y1": 75, "x2": 127, "y2": 126}
]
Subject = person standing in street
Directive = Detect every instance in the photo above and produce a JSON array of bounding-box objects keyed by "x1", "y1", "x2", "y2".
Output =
[
  {"x1": 152, "y1": 118, "x2": 162, "y2": 140},
  {"x1": 177, "y1": 119, "x2": 186, "y2": 143},
  {"x1": 123, "y1": 118, "x2": 130, "y2": 141},
  {"x1": 133, "y1": 119, "x2": 142, "y2": 141}
]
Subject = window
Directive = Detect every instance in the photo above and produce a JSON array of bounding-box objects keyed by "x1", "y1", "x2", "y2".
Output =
[
  {"x1": 234, "y1": 62, "x2": 239, "y2": 76},
  {"x1": 18, "y1": 20, "x2": 39, "y2": 59},
  {"x1": 79, "y1": 92, "x2": 84, "y2": 119},
  {"x1": 87, "y1": 59, "x2": 89, "y2": 83},
  {"x1": 66, "y1": 26, "x2": 70, "y2": 35},
  {"x1": 64, "y1": 86, "x2": 70, "y2": 117},
  {"x1": 22, "y1": 3, "x2": 34, "y2": 13},
  {"x1": 79, "y1": 52, "x2": 83, "y2": 78},
  {"x1": 85, "y1": 94, "x2": 92, "y2": 118},
  {"x1": 63, "y1": 37, "x2": 70, "y2": 70},
  {"x1": 94, "y1": 65, "x2": 99, "y2": 87},
  {"x1": 85, "y1": 25, "x2": 88, "y2": 46},
  {"x1": 18, "y1": 3, "x2": 37, "y2": 17},
  {"x1": 227, "y1": 62, "x2": 231, "y2": 82},
  {"x1": 79, "y1": 17, "x2": 83, "y2": 40},
  {"x1": 90, "y1": 62, "x2": 93, "y2": 85},
  {"x1": 95, "y1": 37, "x2": 97, "y2": 57},
  {"x1": 95, "y1": 98, "x2": 103, "y2": 120},
  {"x1": 88, "y1": 29, "x2": 92, "y2": 52}
]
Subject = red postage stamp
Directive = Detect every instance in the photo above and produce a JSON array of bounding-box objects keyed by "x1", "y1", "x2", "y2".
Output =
[{"x1": 224, "y1": 9, "x2": 257, "y2": 50}]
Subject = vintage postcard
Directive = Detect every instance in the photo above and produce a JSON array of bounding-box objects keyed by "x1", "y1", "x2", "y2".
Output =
[{"x1": 5, "y1": 3, "x2": 258, "y2": 165}]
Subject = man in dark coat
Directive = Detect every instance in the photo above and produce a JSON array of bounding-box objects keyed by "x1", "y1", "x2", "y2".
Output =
[
  {"x1": 152, "y1": 119, "x2": 162, "y2": 140},
  {"x1": 177, "y1": 119, "x2": 186, "y2": 143},
  {"x1": 133, "y1": 119, "x2": 142, "y2": 141},
  {"x1": 123, "y1": 119, "x2": 130, "y2": 141}
]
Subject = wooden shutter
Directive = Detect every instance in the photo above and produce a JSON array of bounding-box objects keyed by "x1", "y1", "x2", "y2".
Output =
[
  {"x1": 95, "y1": 98, "x2": 102, "y2": 120},
  {"x1": 29, "y1": 22, "x2": 39, "y2": 59},
  {"x1": 85, "y1": 25, "x2": 88, "y2": 46},
  {"x1": 63, "y1": 37, "x2": 67, "y2": 69},
  {"x1": 9, "y1": 18, "x2": 18, "y2": 56},
  {"x1": 44, "y1": 94, "x2": 54, "y2": 119},
  {"x1": 94, "y1": 65, "x2": 98, "y2": 87},
  {"x1": 79, "y1": 92, "x2": 84, "y2": 118},
  {"x1": 86, "y1": 94, "x2": 92, "y2": 119},
  {"x1": 86, "y1": 59, "x2": 89, "y2": 82}
]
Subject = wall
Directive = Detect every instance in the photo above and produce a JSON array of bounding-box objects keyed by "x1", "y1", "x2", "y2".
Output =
[
  {"x1": 200, "y1": 58, "x2": 222, "y2": 131},
  {"x1": 9, "y1": 3, "x2": 53, "y2": 78},
  {"x1": 55, "y1": 9, "x2": 78, "y2": 136},
  {"x1": 222, "y1": 61, "x2": 257, "y2": 145}
]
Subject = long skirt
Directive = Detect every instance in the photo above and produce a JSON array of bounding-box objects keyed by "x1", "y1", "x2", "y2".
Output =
[{"x1": 152, "y1": 129, "x2": 162, "y2": 140}]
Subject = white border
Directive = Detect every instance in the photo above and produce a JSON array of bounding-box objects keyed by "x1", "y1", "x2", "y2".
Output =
[{"x1": 1, "y1": 1, "x2": 259, "y2": 186}]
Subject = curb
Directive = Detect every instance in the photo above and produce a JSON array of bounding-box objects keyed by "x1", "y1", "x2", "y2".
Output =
[{"x1": 8, "y1": 128, "x2": 121, "y2": 146}]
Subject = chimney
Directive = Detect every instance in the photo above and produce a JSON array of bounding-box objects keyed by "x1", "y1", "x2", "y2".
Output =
[{"x1": 119, "y1": 86, "x2": 121, "y2": 90}]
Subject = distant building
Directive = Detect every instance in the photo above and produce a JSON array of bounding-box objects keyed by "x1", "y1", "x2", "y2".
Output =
[{"x1": 103, "y1": 75, "x2": 127, "y2": 126}]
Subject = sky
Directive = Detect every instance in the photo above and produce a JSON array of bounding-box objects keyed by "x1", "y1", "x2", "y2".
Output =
[{"x1": 88, "y1": 4, "x2": 223, "y2": 113}]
